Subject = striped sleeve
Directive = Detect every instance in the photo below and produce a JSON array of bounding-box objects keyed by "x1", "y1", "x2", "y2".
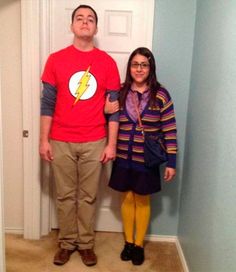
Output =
[{"x1": 157, "y1": 87, "x2": 178, "y2": 168}]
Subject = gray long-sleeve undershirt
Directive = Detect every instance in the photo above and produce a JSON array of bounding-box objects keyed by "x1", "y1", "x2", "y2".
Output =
[{"x1": 40, "y1": 82, "x2": 119, "y2": 122}]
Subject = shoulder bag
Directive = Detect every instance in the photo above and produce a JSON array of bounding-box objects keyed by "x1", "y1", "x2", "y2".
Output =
[{"x1": 132, "y1": 93, "x2": 168, "y2": 167}]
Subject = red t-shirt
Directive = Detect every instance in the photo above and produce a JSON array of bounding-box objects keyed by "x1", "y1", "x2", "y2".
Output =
[{"x1": 41, "y1": 45, "x2": 120, "y2": 142}]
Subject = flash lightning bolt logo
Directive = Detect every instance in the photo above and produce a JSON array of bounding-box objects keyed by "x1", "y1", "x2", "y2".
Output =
[{"x1": 73, "y1": 66, "x2": 91, "y2": 105}]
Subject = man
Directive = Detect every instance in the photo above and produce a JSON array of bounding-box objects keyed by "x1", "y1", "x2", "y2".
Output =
[{"x1": 39, "y1": 5, "x2": 120, "y2": 267}]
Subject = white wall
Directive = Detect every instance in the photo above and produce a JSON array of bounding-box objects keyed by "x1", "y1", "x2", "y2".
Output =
[{"x1": 0, "y1": 0, "x2": 23, "y2": 232}]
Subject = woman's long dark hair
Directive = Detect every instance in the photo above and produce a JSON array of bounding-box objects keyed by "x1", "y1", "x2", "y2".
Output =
[{"x1": 120, "y1": 47, "x2": 161, "y2": 108}]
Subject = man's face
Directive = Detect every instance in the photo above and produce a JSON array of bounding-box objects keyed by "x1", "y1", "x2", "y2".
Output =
[{"x1": 71, "y1": 8, "x2": 98, "y2": 40}]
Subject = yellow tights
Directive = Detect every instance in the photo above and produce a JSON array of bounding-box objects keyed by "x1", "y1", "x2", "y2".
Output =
[{"x1": 121, "y1": 191, "x2": 150, "y2": 247}]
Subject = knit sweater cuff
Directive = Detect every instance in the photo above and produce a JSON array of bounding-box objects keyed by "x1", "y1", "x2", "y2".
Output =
[{"x1": 166, "y1": 153, "x2": 176, "y2": 169}]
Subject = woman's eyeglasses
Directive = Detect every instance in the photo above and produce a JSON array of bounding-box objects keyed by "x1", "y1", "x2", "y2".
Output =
[{"x1": 131, "y1": 62, "x2": 150, "y2": 69}]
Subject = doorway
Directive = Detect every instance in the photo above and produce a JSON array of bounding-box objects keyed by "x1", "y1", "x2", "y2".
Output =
[{"x1": 21, "y1": 0, "x2": 155, "y2": 238}]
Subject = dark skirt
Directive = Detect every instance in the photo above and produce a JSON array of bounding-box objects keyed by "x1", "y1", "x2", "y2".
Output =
[{"x1": 109, "y1": 158, "x2": 161, "y2": 195}]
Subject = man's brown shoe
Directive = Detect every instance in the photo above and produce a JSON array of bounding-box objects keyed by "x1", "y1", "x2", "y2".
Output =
[
  {"x1": 78, "y1": 248, "x2": 97, "y2": 266},
  {"x1": 53, "y1": 248, "x2": 74, "y2": 265}
]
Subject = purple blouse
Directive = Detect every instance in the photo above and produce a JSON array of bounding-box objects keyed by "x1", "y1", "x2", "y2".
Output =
[{"x1": 126, "y1": 89, "x2": 150, "y2": 122}]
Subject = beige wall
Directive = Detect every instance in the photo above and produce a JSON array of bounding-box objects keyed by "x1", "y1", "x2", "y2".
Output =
[{"x1": 0, "y1": 0, "x2": 23, "y2": 231}]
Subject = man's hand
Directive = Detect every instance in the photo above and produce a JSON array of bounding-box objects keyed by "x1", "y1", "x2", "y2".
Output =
[
  {"x1": 39, "y1": 141, "x2": 53, "y2": 161},
  {"x1": 40, "y1": 116, "x2": 53, "y2": 161},
  {"x1": 100, "y1": 144, "x2": 116, "y2": 164},
  {"x1": 163, "y1": 167, "x2": 176, "y2": 182},
  {"x1": 104, "y1": 94, "x2": 119, "y2": 114}
]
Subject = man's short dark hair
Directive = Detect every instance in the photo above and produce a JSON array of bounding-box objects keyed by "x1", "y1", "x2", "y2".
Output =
[{"x1": 71, "y1": 5, "x2": 98, "y2": 25}]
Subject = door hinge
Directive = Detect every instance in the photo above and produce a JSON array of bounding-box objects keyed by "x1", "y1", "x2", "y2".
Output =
[{"x1": 23, "y1": 130, "x2": 29, "y2": 138}]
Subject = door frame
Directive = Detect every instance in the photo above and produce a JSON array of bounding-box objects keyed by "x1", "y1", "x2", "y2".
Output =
[
  {"x1": 21, "y1": 0, "x2": 52, "y2": 239},
  {"x1": 21, "y1": 0, "x2": 42, "y2": 239},
  {"x1": 0, "y1": 64, "x2": 6, "y2": 272}
]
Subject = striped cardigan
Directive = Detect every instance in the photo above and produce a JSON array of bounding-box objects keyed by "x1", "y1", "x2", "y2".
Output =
[{"x1": 116, "y1": 87, "x2": 178, "y2": 168}]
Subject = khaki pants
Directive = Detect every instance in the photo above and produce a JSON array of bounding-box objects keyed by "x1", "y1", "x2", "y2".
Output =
[{"x1": 51, "y1": 138, "x2": 106, "y2": 250}]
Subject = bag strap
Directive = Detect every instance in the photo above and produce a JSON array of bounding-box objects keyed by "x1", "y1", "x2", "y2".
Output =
[
  {"x1": 131, "y1": 92, "x2": 144, "y2": 135},
  {"x1": 131, "y1": 91, "x2": 166, "y2": 151}
]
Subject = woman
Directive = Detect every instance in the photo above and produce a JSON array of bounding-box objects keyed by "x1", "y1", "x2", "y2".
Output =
[{"x1": 108, "y1": 47, "x2": 178, "y2": 265}]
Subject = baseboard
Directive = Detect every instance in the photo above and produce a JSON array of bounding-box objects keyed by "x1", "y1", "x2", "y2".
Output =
[
  {"x1": 145, "y1": 234, "x2": 177, "y2": 242},
  {"x1": 175, "y1": 237, "x2": 189, "y2": 272},
  {"x1": 5, "y1": 228, "x2": 23, "y2": 235},
  {"x1": 146, "y1": 234, "x2": 189, "y2": 272}
]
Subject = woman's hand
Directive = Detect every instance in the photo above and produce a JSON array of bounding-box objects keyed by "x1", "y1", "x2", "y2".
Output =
[{"x1": 164, "y1": 167, "x2": 176, "y2": 182}]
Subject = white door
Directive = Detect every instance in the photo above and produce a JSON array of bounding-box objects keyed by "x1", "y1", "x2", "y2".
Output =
[{"x1": 42, "y1": 0, "x2": 154, "y2": 232}]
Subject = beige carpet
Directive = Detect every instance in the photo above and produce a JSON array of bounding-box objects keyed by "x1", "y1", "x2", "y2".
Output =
[{"x1": 5, "y1": 231, "x2": 184, "y2": 272}]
